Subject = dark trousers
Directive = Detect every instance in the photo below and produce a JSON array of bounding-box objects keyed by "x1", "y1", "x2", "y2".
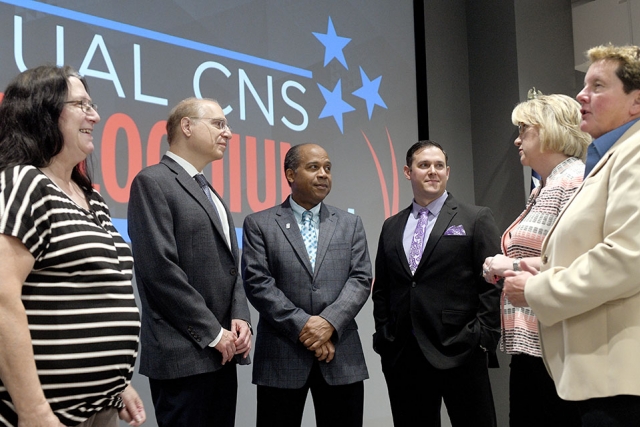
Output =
[
  {"x1": 256, "y1": 361, "x2": 364, "y2": 427},
  {"x1": 149, "y1": 364, "x2": 238, "y2": 427},
  {"x1": 381, "y1": 335, "x2": 496, "y2": 427},
  {"x1": 577, "y1": 395, "x2": 640, "y2": 427},
  {"x1": 509, "y1": 353, "x2": 581, "y2": 426}
]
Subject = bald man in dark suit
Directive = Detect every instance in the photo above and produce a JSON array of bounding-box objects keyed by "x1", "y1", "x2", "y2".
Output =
[{"x1": 128, "y1": 98, "x2": 251, "y2": 427}]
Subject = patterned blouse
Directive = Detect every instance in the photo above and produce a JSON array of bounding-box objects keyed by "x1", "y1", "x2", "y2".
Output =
[
  {"x1": 0, "y1": 165, "x2": 140, "y2": 426},
  {"x1": 500, "y1": 157, "x2": 584, "y2": 356}
]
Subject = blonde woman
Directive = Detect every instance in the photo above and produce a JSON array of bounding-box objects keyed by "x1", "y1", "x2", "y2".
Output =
[{"x1": 483, "y1": 93, "x2": 590, "y2": 426}]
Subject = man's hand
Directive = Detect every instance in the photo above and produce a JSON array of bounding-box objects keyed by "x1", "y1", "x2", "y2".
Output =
[
  {"x1": 314, "y1": 340, "x2": 335, "y2": 363},
  {"x1": 118, "y1": 385, "x2": 146, "y2": 426},
  {"x1": 231, "y1": 319, "x2": 252, "y2": 359},
  {"x1": 214, "y1": 329, "x2": 238, "y2": 364},
  {"x1": 299, "y1": 316, "x2": 334, "y2": 351}
]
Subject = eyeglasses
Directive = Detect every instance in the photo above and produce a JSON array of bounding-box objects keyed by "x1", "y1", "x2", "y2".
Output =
[
  {"x1": 517, "y1": 123, "x2": 530, "y2": 136},
  {"x1": 64, "y1": 100, "x2": 98, "y2": 114},
  {"x1": 189, "y1": 117, "x2": 232, "y2": 132}
]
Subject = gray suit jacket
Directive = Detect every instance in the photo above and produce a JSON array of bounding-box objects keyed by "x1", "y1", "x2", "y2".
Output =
[
  {"x1": 241, "y1": 197, "x2": 372, "y2": 388},
  {"x1": 128, "y1": 155, "x2": 251, "y2": 380}
]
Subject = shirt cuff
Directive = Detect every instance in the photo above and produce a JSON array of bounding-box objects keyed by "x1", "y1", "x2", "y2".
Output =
[{"x1": 208, "y1": 328, "x2": 224, "y2": 347}]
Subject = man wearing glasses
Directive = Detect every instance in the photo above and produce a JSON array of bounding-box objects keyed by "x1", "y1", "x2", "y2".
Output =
[{"x1": 128, "y1": 97, "x2": 252, "y2": 427}]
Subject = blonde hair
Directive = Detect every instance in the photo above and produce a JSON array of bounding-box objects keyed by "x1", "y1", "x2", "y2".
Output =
[
  {"x1": 587, "y1": 44, "x2": 640, "y2": 93},
  {"x1": 511, "y1": 94, "x2": 591, "y2": 160}
]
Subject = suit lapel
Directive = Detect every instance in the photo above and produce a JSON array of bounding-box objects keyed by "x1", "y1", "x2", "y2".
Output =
[
  {"x1": 275, "y1": 199, "x2": 314, "y2": 276},
  {"x1": 418, "y1": 195, "x2": 457, "y2": 271},
  {"x1": 162, "y1": 156, "x2": 231, "y2": 255},
  {"x1": 315, "y1": 203, "x2": 336, "y2": 276},
  {"x1": 393, "y1": 206, "x2": 413, "y2": 276}
]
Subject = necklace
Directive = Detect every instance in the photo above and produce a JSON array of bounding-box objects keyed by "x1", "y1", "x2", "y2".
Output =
[{"x1": 39, "y1": 169, "x2": 91, "y2": 211}]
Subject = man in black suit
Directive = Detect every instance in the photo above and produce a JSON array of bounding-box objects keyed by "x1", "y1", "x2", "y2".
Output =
[
  {"x1": 372, "y1": 140, "x2": 501, "y2": 426},
  {"x1": 128, "y1": 97, "x2": 252, "y2": 427}
]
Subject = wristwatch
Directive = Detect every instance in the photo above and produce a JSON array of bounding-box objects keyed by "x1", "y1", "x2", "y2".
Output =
[{"x1": 513, "y1": 258, "x2": 522, "y2": 272}]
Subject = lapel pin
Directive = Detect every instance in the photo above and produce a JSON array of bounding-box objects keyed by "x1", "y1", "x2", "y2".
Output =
[{"x1": 286, "y1": 223, "x2": 290, "y2": 229}]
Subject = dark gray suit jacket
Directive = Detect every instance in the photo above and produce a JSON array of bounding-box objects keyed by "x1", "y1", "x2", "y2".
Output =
[
  {"x1": 128, "y1": 155, "x2": 251, "y2": 380},
  {"x1": 241, "y1": 197, "x2": 372, "y2": 388},
  {"x1": 372, "y1": 193, "x2": 501, "y2": 369}
]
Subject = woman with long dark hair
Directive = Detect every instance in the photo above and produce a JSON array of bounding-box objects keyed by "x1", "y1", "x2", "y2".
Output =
[{"x1": 0, "y1": 65, "x2": 145, "y2": 426}]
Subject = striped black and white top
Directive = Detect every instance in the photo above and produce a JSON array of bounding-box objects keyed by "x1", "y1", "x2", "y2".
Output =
[{"x1": 0, "y1": 165, "x2": 140, "y2": 427}]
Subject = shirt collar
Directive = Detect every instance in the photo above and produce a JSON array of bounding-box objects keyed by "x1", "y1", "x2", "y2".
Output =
[
  {"x1": 412, "y1": 190, "x2": 448, "y2": 218},
  {"x1": 591, "y1": 118, "x2": 640, "y2": 158},
  {"x1": 165, "y1": 150, "x2": 199, "y2": 177},
  {"x1": 584, "y1": 118, "x2": 640, "y2": 177},
  {"x1": 289, "y1": 196, "x2": 321, "y2": 223}
]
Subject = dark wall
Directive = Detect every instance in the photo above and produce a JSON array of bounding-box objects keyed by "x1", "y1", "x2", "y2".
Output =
[
  {"x1": 515, "y1": 0, "x2": 579, "y2": 100},
  {"x1": 465, "y1": 4, "x2": 521, "y2": 426},
  {"x1": 466, "y1": 1, "x2": 523, "y2": 232},
  {"x1": 423, "y1": 0, "x2": 476, "y2": 204}
]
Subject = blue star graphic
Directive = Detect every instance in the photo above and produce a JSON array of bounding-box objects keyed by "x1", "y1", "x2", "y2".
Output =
[
  {"x1": 312, "y1": 17, "x2": 351, "y2": 70},
  {"x1": 317, "y1": 79, "x2": 355, "y2": 133},
  {"x1": 352, "y1": 67, "x2": 387, "y2": 119}
]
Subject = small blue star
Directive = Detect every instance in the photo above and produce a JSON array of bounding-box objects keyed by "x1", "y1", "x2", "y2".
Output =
[
  {"x1": 352, "y1": 67, "x2": 387, "y2": 119},
  {"x1": 312, "y1": 17, "x2": 351, "y2": 70},
  {"x1": 317, "y1": 79, "x2": 355, "y2": 133}
]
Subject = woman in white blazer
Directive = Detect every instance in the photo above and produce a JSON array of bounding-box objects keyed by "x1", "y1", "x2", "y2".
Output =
[{"x1": 504, "y1": 44, "x2": 640, "y2": 427}]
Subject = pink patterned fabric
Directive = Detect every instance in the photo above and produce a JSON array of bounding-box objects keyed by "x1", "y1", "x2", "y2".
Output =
[{"x1": 500, "y1": 157, "x2": 584, "y2": 356}]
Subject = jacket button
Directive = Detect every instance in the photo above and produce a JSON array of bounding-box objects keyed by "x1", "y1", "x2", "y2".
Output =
[
  {"x1": 542, "y1": 255, "x2": 548, "y2": 264},
  {"x1": 411, "y1": 282, "x2": 417, "y2": 288},
  {"x1": 230, "y1": 267, "x2": 238, "y2": 276}
]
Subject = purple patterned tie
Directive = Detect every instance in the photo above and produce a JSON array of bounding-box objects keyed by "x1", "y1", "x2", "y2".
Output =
[{"x1": 408, "y1": 207, "x2": 429, "y2": 274}]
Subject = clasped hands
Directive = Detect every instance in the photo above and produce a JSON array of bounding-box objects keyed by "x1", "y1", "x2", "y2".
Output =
[
  {"x1": 214, "y1": 319, "x2": 252, "y2": 364},
  {"x1": 299, "y1": 316, "x2": 335, "y2": 363},
  {"x1": 483, "y1": 255, "x2": 538, "y2": 307}
]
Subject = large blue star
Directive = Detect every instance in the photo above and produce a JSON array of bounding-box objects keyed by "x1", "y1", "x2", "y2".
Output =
[
  {"x1": 352, "y1": 67, "x2": 387, "y2": 119},
  {"x1": 317, "y1": 79, "x2": 355, "y2": 133},
  {"x1": 312, "y1": 17, "x2": 351, "y2": 70}
]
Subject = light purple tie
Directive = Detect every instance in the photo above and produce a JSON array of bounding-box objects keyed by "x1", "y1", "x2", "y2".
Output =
[{"x1": 408, "y1": 207, "x2": 429, "y2": 274}]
